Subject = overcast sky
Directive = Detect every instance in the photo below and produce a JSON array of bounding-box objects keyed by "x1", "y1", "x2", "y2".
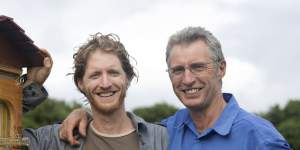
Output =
[{"x1": 2, "y1": 0, "x2": 299, "y2": 112}]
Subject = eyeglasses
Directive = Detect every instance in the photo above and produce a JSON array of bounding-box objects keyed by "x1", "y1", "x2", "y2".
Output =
[{"x1": 167, "y1": 61, "x2": 216, "y2": 77}]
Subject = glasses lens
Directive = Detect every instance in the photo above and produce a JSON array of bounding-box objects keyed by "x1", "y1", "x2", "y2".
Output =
[
  {"x1": 171, "y1": 66, "x2": 185, "y2": 75},
  {"x1": 190, "y1": 63, "x2": 207, "y2": 73}
]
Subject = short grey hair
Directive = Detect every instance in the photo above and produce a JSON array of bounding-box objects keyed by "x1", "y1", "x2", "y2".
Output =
[{"x1": 166, "y1": 26, "x2": 224, "y2": 64}]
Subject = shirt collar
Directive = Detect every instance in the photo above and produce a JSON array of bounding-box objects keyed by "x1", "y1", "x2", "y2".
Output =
[
  {"x1": 127, "y1": 111, "x2": 149, "y2": 131},
  {"x1": 126, "y1": 111, "x2": 148, "y2": 144},
  {"x1": 175, "y1": 93, "x2": 240, "y2": 136},
  {"x1": 212, "y1": 93, "x2": 240, "y2": 136}
]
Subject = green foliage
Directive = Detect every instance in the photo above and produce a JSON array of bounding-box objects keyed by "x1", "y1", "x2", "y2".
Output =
[
  {"x1": 261, "y1": 99, "x2": 300, "y2": 150},
  {"x1": 133, "y1": 102, "x2": 178, "y2": 123},
  {"x1": 283, "y1": 100, "x2": 300, "y2": 120},
  {"x1": 22, "y1": 98, "x2": 81, "y2": 128}
]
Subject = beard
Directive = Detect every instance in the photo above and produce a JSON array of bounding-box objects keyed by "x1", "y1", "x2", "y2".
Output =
[{"x1": 86, "y1": 85, "x2": 128, "y2": 115}]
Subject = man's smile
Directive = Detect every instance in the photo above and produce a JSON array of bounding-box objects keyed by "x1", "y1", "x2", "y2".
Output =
[
  {"x1": 183, "y1": 88, "x2": 201, "y2": 94},
  {"x1": 96, "y1": 91, "x2": 117, "y2": 97}
]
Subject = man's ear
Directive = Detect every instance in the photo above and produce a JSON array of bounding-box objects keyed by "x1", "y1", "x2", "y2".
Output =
[
  {"x1": 77, "y1": 80, "x2": 84, "y2": 92},
  {"x1": 218, "y1": 60, "x2": 226, "y2": 78}
]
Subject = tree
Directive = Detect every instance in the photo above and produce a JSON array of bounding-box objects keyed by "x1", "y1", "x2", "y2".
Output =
[
  {"x1": 260, "y1": 99, "x2": 300, "y2": 150},
  {"x1": 133, "y1": 102, "x2": 178, "y2": 123},
  {"x1": 22, "y1": 98, "x2": 81, "y2": 128}
]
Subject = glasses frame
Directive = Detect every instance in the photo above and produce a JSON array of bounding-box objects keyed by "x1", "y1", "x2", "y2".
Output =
[{"x1": 166, "y1": 61, "x2": 219, "y2": 77}]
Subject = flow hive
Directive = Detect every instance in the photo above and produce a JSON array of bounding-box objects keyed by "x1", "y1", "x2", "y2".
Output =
[{"x1": 0, "y1": 15, "x2": 44, "y2": 150}]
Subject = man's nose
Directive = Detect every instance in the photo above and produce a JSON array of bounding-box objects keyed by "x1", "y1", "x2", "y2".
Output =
[
  {"x1": 182, "y1": 69, "x2": 195, "y2": 85},
  {"x1": 99, "y1": 74, "x2": 112, "y2": 89}
]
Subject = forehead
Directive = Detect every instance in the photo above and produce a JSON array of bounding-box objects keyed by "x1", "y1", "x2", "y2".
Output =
[
  {"x1": 86, "y1": 50, "x2": 122, "y2": 69},
  {"x1": 168, "y1": 40, "x2": 213, "y2": 66}
]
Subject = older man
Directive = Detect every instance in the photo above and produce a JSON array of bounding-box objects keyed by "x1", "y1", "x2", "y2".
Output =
[
  {"x1": 161, "y1": 27, "x2": 290, "y2": 149},
  {"x1": 22, "y1": 33, "x2": 167, "y2": 150},
  {"x1": 60, "y1": 27, "x2": 291, "y2": 150}
]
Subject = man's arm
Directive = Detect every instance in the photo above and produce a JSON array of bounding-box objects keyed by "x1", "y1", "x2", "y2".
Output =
[
  {"x1": 22, "y1": 124, "x2": 61, "y2": 149},
  {"x1": 22, "y1": 48, "x2": 52, "y2": 113},
  {"x1": 21, "y1": 49, "x2": 69, "y2": 150},
  {"x1": 59, "y1": 108, "x2": 91, "y2": 145}
]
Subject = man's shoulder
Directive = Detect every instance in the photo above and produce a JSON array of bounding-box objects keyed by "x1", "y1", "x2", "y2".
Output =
[
  {"x1": 24, "y1": 124, "x2": 84, "y2": 150},
  {"x1": 23, "y1": 124, "x2": 61, "y2": 136},
  {"x1": 233, "y1": 109, "x2": 287, "y2": 144},
  {"x1": 234, "y1": 109, "x2": 273, "y2": 128}
]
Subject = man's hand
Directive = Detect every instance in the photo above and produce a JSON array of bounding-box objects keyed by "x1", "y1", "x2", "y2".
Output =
[
  {"x1": 26, "y1": 48, "x2": 53, "y2": 86},
  {"x1": 59, "y1": 108, "x2": 89, "y2": 146}
]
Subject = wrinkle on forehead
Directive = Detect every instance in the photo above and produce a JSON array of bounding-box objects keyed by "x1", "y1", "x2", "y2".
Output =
[{"x1": 168, "y1": 40, "x2": 214, "y2": 67}]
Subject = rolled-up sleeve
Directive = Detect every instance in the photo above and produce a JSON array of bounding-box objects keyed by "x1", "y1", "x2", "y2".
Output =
[{"x1": 23, "y1": 83, "x2": 48, "y2": 113}]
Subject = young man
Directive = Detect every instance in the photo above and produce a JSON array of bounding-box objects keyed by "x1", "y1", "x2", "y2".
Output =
[
  {"x1": 22, "y1": 33, "x2": 167, "y2": 150},
  {"x1": 60, "y1": 27, "x2": 291, "y2": 149}
]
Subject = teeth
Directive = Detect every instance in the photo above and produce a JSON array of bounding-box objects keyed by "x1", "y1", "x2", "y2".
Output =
[
  {"x1": 98, "y1": 92, "x2": 114, "y2": 97},
  {"x1": 184, "y1": 88, "x2": 200, "y2": 94}
]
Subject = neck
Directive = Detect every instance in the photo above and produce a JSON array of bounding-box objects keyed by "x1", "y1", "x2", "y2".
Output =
[
  {"x1": 190, "y1": 93, "x2": 227, "y2": 132},
  {"x1": 91, "y1": 106, "x2": 135, "y2": 135}
]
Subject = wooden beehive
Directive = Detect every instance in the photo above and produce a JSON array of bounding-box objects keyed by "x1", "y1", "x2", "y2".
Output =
[{"x1": 0, "y1": 15, "x2": 44, "y2": 150}]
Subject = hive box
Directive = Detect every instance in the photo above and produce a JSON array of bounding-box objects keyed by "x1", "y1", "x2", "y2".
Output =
[{"x1": 0, "y1": 15, "x2": 44, "y2": 150}]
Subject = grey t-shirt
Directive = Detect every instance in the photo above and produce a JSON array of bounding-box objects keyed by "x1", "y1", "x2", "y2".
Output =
[{"x1": 82, "y1": 123, "x2": 139, "y2": 150}]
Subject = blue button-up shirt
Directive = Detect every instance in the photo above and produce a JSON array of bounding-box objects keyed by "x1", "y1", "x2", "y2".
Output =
[{"x1": 161, "y1": 93, "x2": 291, "y2": 150}]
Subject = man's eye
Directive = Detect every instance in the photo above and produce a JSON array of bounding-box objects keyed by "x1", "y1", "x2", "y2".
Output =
[
  {"x1": 172, "y1": 67, "x2": 185, "y2": 74},
  {"x1": 109, "y1": 70, "x2": 120, "y2": 76},
  {"x1": 191, "y1": 64, "x2": 206, "y2": 71},
  {"x1": 89, "y1": 74, "x2": 99, "y2": 79}
]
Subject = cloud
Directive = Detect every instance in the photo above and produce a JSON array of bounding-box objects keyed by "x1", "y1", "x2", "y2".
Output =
[
  {"x1": 223, "y1": 57, "x2": 267, "y2": 112},
  {"x1": 1, "y1": 0, "x2": 299, "y2": 112},
  {"x1": 219, "y1": 0, "x2": 300, "y2": 111}
]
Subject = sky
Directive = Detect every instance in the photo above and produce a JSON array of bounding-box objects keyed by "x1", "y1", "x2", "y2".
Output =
[{"x1": 1, "y1": 0, "x2": 300, "y2": 113}]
